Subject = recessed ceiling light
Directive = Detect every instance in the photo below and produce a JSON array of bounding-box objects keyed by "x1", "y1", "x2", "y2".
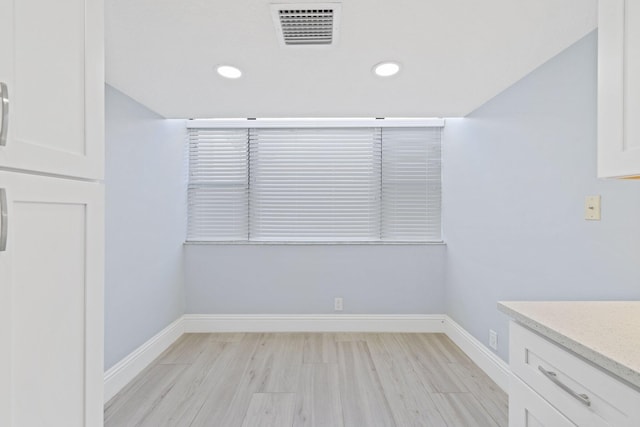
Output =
[
  {"x1": 216, "y1": 65, "x2": 242, "y2": 79},
  {"x1": 373, "y1": 62, "x2": 401, "y2": 77}
]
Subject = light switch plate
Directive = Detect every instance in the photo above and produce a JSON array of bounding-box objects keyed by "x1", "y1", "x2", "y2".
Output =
[{"x1": 585, "y1": 195, "x2": 601, "y2": 220}]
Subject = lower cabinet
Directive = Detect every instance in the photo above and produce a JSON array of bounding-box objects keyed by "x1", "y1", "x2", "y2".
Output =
[
  {"x1": 508, "y1": 321, "x2": 640, "y2": 427},
  {"x1": 510, "y1": 376, "x2": 574, "y2": 427},
  {"x1": 0, "y1": 171, "x2": 104, "y2": 427}
]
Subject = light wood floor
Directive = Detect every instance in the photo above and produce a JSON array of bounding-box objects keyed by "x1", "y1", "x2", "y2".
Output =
[{"x1": 105, "y1": 333, "x2": 508, "y2": 427}]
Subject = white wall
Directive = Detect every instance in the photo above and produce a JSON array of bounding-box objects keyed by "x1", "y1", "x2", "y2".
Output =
[
  {"x1": 443, "y1": 31, "x2": 640, "y2": 361},
  {"x1": 185, "y1": 244, "x2": 445, "y2": 314},
  {"x1": 105, "y1": 86, "x2": 187, "y2": 370}
]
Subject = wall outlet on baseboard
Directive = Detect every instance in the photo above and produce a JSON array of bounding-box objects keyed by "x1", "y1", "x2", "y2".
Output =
[
  {"x1": 489, "y1": 330, "x2": 498, "y2": 350},
  {"x1": 334, "y1": 297, "x2": 343, "y2": 311}
]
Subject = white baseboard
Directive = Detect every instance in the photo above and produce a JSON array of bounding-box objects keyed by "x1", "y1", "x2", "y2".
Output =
[
  {"x1": 103, "y1": 317, "x2": 184, "y2": 403},
  {"x1": 182, "y1": 314, "x2": 446, "y2": 333},
  {"x1": 444, "y1": 315, "x2": 512, "y2": 392},
  {"x1": 104, "y1": 313, "x2": 511, "y2": 402}
]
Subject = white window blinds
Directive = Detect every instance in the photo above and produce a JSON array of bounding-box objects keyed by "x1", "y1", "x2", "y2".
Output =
[
  {"x1": 381, "y1": 128, "x2": 442, "y2": 241},
  {"x1": 250, "y1": 128, "x2": 382, "y2": 241},
  {"x1": 187, "y1": 128, "x2": 249, "y2": 241},
  {"x1": 187, "y1": 122, "x2": 442, "y2": 243}
]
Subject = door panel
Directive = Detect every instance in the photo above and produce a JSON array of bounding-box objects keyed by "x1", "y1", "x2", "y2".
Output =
[
  {"x1": 598, "y1": 0, "x2": 640, "y2": 177},
  {"x1": 0, "y1": 172, "x2": 104, "y2": 426},
  {"x1": 12, "y1": 202, "x2": 86, "y2": 427},
  {"x1": 13, "y1": 0, "x2": 86, "y2": 156},
  {"x1": 0, "y1": 0, "x2": 104, "y2": 179},
  {"x1": 509, "y1": 376, "x2": 576, "y2": 427}
]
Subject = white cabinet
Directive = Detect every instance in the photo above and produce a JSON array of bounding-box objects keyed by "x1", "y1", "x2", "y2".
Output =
[
  {"x1": 510, "y1": 377, "x2": 574, "y2": 427},
  {"x1": 508, "y1": 321, "x2": 640, "y2": 427},
  {"x1": 598, "y1": 0, "x2": 640, "y2": 178},
  {"x1": 0, "y1": 0, "x2": 104, "y2": 179},
  {"x1": 0, "y1": 0, "x2": 104, "y2": 425},
  {"x1": 0, "y1": 172, "x2": 104, "y2": 427}
]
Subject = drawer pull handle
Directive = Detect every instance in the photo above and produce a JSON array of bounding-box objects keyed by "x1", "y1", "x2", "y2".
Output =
[
  {"x1": 538, "y1": 365, "x2": 591, "y2": 407},
  {"x1": 0, "y1": 82, "x2": 8, "y2": 147},
  {"x1": 0, "y1": 188, "x2": 7, "y2": 252}
]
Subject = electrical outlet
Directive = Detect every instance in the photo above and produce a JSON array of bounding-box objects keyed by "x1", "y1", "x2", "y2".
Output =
[
  {"x1": 585, "y1": 195, "x2": 601, "y2": 220},
  {"x1": 334, "y1": 297, "x2": 343, "y2": 311},
  {"x1": 489, "y1": 330, "x2": 498, "y2": 350}
]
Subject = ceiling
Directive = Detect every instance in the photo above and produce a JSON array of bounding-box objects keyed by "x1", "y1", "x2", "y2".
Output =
[{"x1": 105, "y1": 0, "x2": 597, "y2": 119}]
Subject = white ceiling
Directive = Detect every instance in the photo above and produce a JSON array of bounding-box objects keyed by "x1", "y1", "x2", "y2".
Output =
[{"x1": 105, "y1": 0, "x2": 597, "y2": 119}]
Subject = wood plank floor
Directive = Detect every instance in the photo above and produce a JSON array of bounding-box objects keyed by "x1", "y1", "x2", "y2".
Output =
[{"x1": 105, "y1": 333, "x2": 508, "y2": 427}]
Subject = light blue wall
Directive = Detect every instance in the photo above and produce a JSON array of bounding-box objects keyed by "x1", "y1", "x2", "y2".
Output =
[
  {"x1": 106, "y1": 29, "x2": 640, "y2": 367},
  {"x1": 105, "y1": 86, "x2": 187, "y2": 370},
  {"x1": 185, "y1": 244, "x2": 445, "y2": 314},
  {"x1": 443, "y1": 31, "x2": 640, "y2": 361}
]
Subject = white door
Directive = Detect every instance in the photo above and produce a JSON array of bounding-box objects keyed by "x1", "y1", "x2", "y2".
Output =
[
  {"x1": 0, "y1": 171, "x2": 104, "y2": 427},
  {"x1": 0, "y1": 0, "x2": 104, "y2": 179}
]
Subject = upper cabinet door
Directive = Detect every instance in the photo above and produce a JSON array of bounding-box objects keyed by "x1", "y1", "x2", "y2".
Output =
[
  {"x1": 0, "y1": 0, "x2": 104, "y2": 180},
  {"x1": 598, "y1": 0, "x2": 640, "y2": 178}
]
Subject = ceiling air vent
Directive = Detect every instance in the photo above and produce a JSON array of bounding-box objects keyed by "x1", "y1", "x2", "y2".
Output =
[{"x1": 271, "y1": 3, "x2": 341, "y2": 47}]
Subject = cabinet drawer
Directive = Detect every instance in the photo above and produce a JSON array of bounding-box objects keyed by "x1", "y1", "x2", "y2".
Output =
[
  {"x1": 510, "y1": 321, "x2": 640, "y2": 427},
  {"x1": 510, "y1": 376, "x2": 575, "y2": 427}
]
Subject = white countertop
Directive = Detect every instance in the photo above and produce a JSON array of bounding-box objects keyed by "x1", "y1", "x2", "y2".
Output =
[{"x1": 498, "y1": 301, "x2": 640, "y2": 390}]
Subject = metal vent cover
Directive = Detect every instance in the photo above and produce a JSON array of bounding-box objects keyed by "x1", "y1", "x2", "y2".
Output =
[{"x1": 271, "y1": 3, "x2": 341, "y2": 46}]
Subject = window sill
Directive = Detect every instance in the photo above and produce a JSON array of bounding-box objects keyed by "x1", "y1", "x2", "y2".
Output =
[{"x1": 183, "y1": 240, "x2": 446, "y2": 246}]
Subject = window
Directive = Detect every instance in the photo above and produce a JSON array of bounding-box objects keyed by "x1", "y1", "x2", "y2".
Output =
[
  {"x1": 187, "y1": 119, "x2": 443, "y2": 243},
  {"x1": 187, "y1": 128, "x2": 249, "y2": 240}
]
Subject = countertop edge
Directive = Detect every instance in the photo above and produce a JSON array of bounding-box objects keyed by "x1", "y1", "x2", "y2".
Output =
[{"x1": 498, "y1": 302, "x2": 640, "y2": 391}]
